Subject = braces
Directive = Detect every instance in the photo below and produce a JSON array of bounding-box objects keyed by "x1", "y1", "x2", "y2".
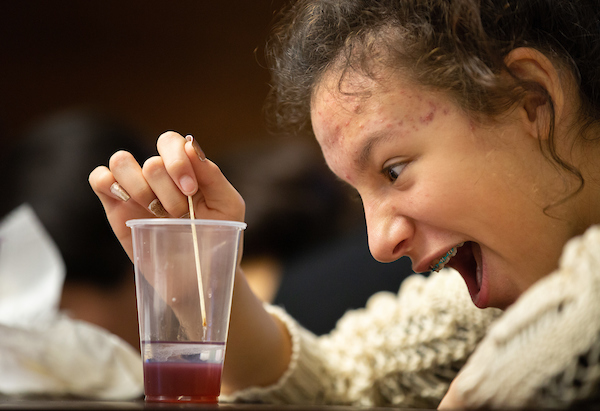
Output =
[{"x1": 430, "y1": 243, "x2": 463, "y2": 272}]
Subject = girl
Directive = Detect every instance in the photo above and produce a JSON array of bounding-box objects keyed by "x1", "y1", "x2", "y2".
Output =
[{"x1": 90, "y1": 0, "x2": 600, "y2": 408}]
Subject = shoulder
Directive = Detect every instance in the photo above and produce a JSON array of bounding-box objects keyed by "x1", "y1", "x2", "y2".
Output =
[{"x1": 559, "y1": 223, "x2": 600, "y2": 274}]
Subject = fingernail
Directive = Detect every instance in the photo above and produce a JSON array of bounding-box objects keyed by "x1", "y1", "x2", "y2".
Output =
[
  {"x1": 110, "y1": 182, "x2": 130, "y2": 202},
  {"x1": 186, "y1": 135, "x2": 206, "y2": 161},
  {"x1": 179, "y1": 212, "x2": 190, "y2": 219},
  {"x1": 179, "y1": 175, "x2": 197, "y2": 195},
  {"x1": 148, "y1": 199, "x2": 169, "y2": 217}
]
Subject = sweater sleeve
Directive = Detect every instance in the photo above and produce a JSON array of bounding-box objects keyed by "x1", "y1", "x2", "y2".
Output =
[
  {"x1": 222, "y1": 269, "x2": 500, "y2": 408},
  {"x1": 454, "y1": 225, "x2": 600, "y2": 409}
]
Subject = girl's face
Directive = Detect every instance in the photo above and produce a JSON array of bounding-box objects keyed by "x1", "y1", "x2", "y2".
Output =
[{"x1": 311, "y1": 68, "x2": 584, "y2": 309}]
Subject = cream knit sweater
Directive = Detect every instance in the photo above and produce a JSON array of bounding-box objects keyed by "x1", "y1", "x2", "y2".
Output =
[
  {"x1": 224, "y1": 225, "x2": 600, "y2": 408},
  {"x1": 455, "y1": 225, "x2": 600, "y2": 409},
  {"x1": 224, "y1": 269, "x2": 500, "y2": 407}
]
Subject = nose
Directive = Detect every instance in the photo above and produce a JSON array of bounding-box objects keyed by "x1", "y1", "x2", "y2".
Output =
[{"x1": 363, "y1": 197, "x2": 414, "y2": 263}]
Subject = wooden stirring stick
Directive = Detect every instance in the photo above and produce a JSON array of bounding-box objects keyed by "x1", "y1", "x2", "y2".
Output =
[{"x1": 188, "y1": 195, "x2": 208, "y2": 334}]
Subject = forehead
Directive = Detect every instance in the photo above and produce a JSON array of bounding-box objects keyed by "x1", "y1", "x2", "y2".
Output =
[
  {"x1": 310, "y1": 65, "x2": 430, "y2": 151},
  {"x1": 311, "y1": 67, "x2": 389, "y2": 144},
  {"x1": 310, "y1": 65, "x2": 455, "y2": 180},
  {"x1": 312, "y1": 65, "x2": 387, "y2": 113}
]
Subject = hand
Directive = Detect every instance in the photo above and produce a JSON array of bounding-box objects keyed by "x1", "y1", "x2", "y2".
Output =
[
  {"x1": 91, "y1": 131, "x2": 291, "y2": 392},
  {"x1": 438, "y1": 376, "x2": 465, "y2": 410},
  {"x1": 89, "y1": 131, "x2": 245, "y2": 260}
]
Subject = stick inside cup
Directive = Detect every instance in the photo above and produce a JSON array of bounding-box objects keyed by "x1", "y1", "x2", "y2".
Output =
[{"x1": 188, "y1": 195, "x2": 208, "y2": 338}]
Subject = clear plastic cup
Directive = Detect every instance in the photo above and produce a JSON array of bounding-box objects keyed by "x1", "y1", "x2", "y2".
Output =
[{"x1": 126, "y1": 218, "x2": 246, "y2": 403}]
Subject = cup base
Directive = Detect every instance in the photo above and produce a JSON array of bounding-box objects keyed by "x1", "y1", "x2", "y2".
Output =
[{"x1": 145, "y1": 395, "x2": 218, "y2": 403}]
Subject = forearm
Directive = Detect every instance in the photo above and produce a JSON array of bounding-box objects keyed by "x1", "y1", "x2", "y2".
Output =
[{"x1": 221, "y1": 267, "x2": 293, "y2": 394}]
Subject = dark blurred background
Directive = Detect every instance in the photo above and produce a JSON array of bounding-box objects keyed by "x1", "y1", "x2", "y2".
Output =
[
  {"x1": 0, "y1": 0, "x2": 286, "y2": 155},
  {"x1": 0, "y1": 1, "x2": 414, "y2": 339}
]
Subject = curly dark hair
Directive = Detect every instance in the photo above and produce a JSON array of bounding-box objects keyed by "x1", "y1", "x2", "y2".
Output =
[{"x1": 265, "y1": 0, "x2": 600, "y2": 201}]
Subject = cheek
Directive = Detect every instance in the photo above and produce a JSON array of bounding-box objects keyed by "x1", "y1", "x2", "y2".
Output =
[{"x1": 405, "y1": 158, "x2": 485, "y2": 225}]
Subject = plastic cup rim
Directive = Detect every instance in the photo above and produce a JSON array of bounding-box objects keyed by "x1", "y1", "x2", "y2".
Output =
[{"x1": 126, "y1": 218, "x2": 247, "y2": 230}]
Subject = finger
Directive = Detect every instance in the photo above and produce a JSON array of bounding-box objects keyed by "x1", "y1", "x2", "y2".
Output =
[
  {"x1": 88, "y1": 165, "x2": 131, "y2": 203},
  {"x1": 156, "y1": 131, "x2": 198, "y2": 196},
  {"x1": 438, "y1": 377, "x2": 463, "y2": 410},
  {"x1": 89, "y1": 165, "x2": 126, "y2": 204},
  {"x1": 109, "y1": 150, "x2": 164, "y2": 216},
  {"x1": 142, "y1": 156, "x2": 189, "y2": 218},
  {"x1": 89, "y1": 165, "x2": 142, "y2": 259},
  {"x1": 89, "y1": 165, "x2": 141, "y2": 213},
  {"x1": 184, "y1": 137, "x2": 245, "y2": 221}
]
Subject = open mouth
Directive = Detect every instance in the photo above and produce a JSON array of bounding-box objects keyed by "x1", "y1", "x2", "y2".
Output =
[
  {"x1": 436, "y1": 242, "x2": 486, "y2": 308},
  {"x1": 429, "y1": 242, "x2": 464, "y2": 272}
]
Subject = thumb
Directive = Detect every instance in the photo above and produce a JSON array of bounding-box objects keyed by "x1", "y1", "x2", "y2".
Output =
[{"x1": 184, "y1": 136, "x2": 245, "y2": 222}]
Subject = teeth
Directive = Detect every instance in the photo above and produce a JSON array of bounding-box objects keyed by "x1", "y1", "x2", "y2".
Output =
[{"x1": 430, "y1": 242, "x2": 464, "y2": 272}]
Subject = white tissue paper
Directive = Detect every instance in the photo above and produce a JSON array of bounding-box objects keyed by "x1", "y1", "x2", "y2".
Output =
[{"x1": 0, "y1": 204, "x2": 143, "y2": 400}]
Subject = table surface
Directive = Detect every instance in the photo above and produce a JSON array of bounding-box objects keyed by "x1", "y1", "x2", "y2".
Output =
[
  {"x1": 2, "y1": 397, "x2": 593, "y2": 411},
  {"x1": 0, "y1": 398, "x2": 432, "y2": 411}
]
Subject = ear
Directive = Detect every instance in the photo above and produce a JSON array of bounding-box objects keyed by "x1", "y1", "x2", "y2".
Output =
[{"x1": 504, "y1": 47, "x2": 565, "y2": 140}]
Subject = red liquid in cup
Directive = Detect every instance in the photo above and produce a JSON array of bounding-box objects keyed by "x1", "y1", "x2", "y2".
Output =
[
  {"x1": 142, "y1": 341, "x2": 226, "y2": 403},
  {"x1": 143, "y1": 361, "x2": 223, "y2": 403}
]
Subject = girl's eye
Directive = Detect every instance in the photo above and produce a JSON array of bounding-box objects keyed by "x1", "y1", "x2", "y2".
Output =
[{"x1": 383, "y1": 162, "x2": 407, "y2": 182}]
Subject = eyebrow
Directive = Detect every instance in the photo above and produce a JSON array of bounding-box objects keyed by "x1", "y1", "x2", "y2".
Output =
[{"x1": 356, "y1": 131, "x2": 394, "y2": 171}]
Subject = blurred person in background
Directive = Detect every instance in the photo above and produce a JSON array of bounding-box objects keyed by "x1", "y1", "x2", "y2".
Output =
[{"x1": 0, "y1": 109, "x2": 152, "y2": 350}]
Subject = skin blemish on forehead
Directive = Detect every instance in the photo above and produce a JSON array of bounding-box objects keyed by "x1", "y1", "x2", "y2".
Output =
[
  {"x1": 420, "y1": 112, "x2": 434, "y2": 124},
  {"x1": 419, "y1": 101, "x2": 438, "y2": 125}
]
